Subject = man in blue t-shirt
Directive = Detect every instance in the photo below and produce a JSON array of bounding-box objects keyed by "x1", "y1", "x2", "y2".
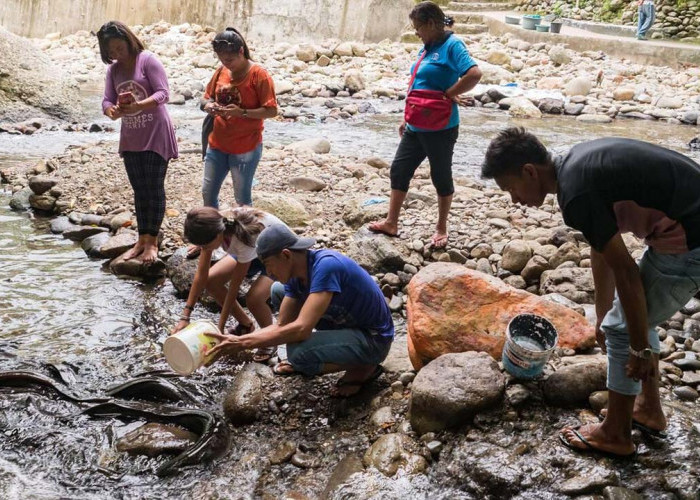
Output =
[{"x1": 207, "y1": 224, "x2": 395, "y2": 397}]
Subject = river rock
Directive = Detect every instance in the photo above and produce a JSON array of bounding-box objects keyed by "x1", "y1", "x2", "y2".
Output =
[
  {"x1": 564, "y1": 103, "x2": 585, "y2": 115},
  {"x1": 541, "y1": 293, "x2": 586, "y2": 316},
  {"x1": 613, "y1": 88, "x2": 635, "y2": 101},
  {"x1": 477, "y1": 60, "x2": 514, "y2": 85},
  {"x1": 654, "y1": 96, "x2": 683, "y2": 109},
  {"x1": 382, "y1": 336, "x2": 413, "y2": 373},
  {"x1": 269, "y1": 440, "x2": 297, "y2": 464},
  {"x1": 506, "y1": 383, "x2": 530, "y2": 406},
  {"x1": 544, "y1": 357, "x2": 607, "y2": 406},
  {"x1": 289, "y1": 176, "x2": 326, "y2": 192},
  {"x1": 558, "y1": 469, "x2": 619, "y2": 495},
  {"x1": 109, "y1": 252, "x2": 166, "y2": 278},
  {"x1": 341, "y1": 197, "x2": 389, "y2": 228},
  {"x1": 345, "y1": 227, "x2": 404, "y2": 274},
  {"x1": 505, "y1": 97, "x2": 542, "y2": 118},
  {"x1": 549, "y1": 241, "x2": 582, "y2": 268},
  {"x1": 253, "y1": 191, "x2": 311, "y2": 226},
  {"x1": 29, "y1": 193, "x2": 56, "y2": 212},
  {"x1": 539, "y1": 267, "x2": 595, "y2": 304},
  {"x1": 322, "y1": 454, "x2": 364, "y2": 500},
  {"x1": 275, "y1": 79, "x2": 294, "y2": 95},
  {"x1": 602, "y1": 486, "x2": 643, "y2": 500},
  {"x1": 501, "y1": 240, "x2": 532, "y2": 273},
  {"x1": 672, "y1": 386, "x2": 698, "y2": 401},
  {"x1": 100, "y1": 229, "x2": 139, "y2": 259},
  {"x1": 577, "y1": 114, "x2": 613, "y2": 124},
  {"x1": 81, "y1": 232, "x2": 111, "y2": 258},
  {"x1": 486, "y1": 50, "x2": 511, "y2": 66},
  {"x1": 362, "y1": 434, "x2": 427, "y2": 477},
  {"x1": 564, "y1": 77, "x2": 592, "y2": 96},
  {"x1": 9, "y1": 187, "x2": 32, "y2": 210},
  {"x1": 344, "y1": 70, "x2": 365, "y2": 93},
  {"x1": 223, "y1": 363, "x2": 263, "y2": 425},
  {"x1": 548, "y1": 46, "x2": 571, "y2": 66},
  {"x1": 370, "y1": 406, "x2": 395, "y2": 428},
  {"x1": 589, "y1": 390, "x2": 609, "y2": 413},
  {"x1": 296, "y1": 43, "x2": 317, "y2": 62},
  {"x1": 538, "y1": 98, "x2": 564, "y2": 114},
  {"x1": 406, "y1": 263, "x2": 595, "y2": 369},
  {"x1": 521, "y1": 255, "x2": 550, "y2": 282},
  {"x1": 317, "y1": 54, "x2": 331, "y2": 67},
  {"x1": 115, "y1": 422, "x2": 197, "y2": 457},
  {"x1": 62, "y1": 225, "x2": 108, "y2": 242},
  {"x1": 409, "y1": 352, "x2": 505, "y2": 434},
  {"x1": 109, "y1": 211, "x2": 134, "y2": 232},
  {"x1": 334, "y1": 42, "x2": 354, "y2": 57},
  {"x1": 49, "y1": 216, "x2": 74, "y2": 234},
  {"x1": 284, "y1": 138, "x2": 331, "y2": 154}
]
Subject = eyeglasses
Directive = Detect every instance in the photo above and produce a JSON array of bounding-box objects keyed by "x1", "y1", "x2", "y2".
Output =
[{"x1": 212, "y1": 40, "x2": 239, "y2": 52}]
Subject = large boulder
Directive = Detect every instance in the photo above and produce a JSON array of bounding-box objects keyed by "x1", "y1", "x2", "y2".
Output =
[
  {"x1": 544, "y1": 356, "x2": 607, "y2": 406},
  {"x1": 539, "y1": 267, "x2": 595, "y2": 304},
  {"x1": 253, "y1": 191, "x2": 311, "y2": 226},
  {"x1": 109, "y1": 253, "x2": 166, "y2": 278},
  {"x1": 407, "y1": 263, "x2": 595, "y2": 369},
  {"x1": 223, "y1": 363, "x2": 264, "y2": 425},
  {"x1": 409, "y1": 352, "x2": 505, "y2": 434},
  {"x1": 345, "y1": 227, "x2": 404, "y2": 274},
  {"x1": 166, "y1": 247, "x2": 226, "y2": 295}
]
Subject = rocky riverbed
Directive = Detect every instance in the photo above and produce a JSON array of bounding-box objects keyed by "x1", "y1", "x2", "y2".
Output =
[{"x1": 1, "y1": 20, "x2": 699, "y2": 499}]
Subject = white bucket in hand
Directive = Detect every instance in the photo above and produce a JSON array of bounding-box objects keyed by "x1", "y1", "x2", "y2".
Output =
[{"x1": 163, "y1": 320, "x2": 221, "y2": 375}]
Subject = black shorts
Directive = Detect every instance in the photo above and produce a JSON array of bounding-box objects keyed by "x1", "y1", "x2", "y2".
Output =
[{"x1": 389, "y1": 126, "x2": 459, "y2": 197}]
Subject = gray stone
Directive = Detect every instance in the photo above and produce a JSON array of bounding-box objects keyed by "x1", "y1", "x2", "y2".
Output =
[
  {"x1": 470, "y1": 243, "x2": 493, "y2": 259},
  {"x1": 62, "y1": 225, "x2": 108, "y2": 242},
  {"x1": 548, "y1": 46, "x2": 571, "y2": 66},
  {"x1": 541, "y1": 293, "x2": 586, "y2": 316},
  {"x1": 602, "y1": 486, "x2": 643, "y2": 500},
  {"x1": 577, "y1": 114, "x2": 613, "y2": 124},
  {"x1": 291, "y1": 451, "x2": 318, "y2": 468},
  {"x1": 29, "y1": 193, "x2": 56, "y2": 211},
  {"x1": 362, "y1": 434, "x2": 427, "y2": 477},
  {"x1": 100, "y1": 230, "x2": 139, "y2": 259},
  {"x1": 81, "y1": 232, "x2": 111, "y2": 258},
  {"x1": 9, "y1": 187, "x2": 32, "y2": 211},
  {"x1": 346, "y1": 227, "x2": 404, "y2": 274},
  {"x1": 682, "y1": 370, "x2": 700, "y2": 386},
  {"x1": 506, "y1": 384, "x2": 530, "y2": 406},
  {"x1": 269, "y1": 440, "x2": 297, "y2": 464},
  {"x1": 223, "y1": 363, "x2": 263, "y2": 425},
  {"x1": 284, "y1": 138, "x2": 331, "y2": 154},
  {"x1": 344, "y1": 70, "x2": 365, "y2": 93},
  {"x1": 426, "y1": 440, "x2": 443, "y2": 455},
  {"x1": 322, "y1": 454, "x2": 364, "y2": 500},
  {"x1": 539, "y1": 267, "x2": 595, "y2": 304},
  {"x1": 655, "y1": 96, "x2": 683, "y2": 109},
  {"x1": 388, "y1": 295, "x2": 402, "y2": 312},
  {"x1": 109, "y1": 211, "x2": 134, "y2": 232},
  {"x1": 564, "y1": 103, "x2": 585, "y2": 115},
  {"x1": 28, "y1": 175, "x2": 57, "y2": 195},
  {"x1": 589, "y1": 390, "x2": 609, "y2": 413},
  {"x1": 289, "y1": 176, "x2": 326, "y2": 192},
  {"x1": 672, "y1": 386, "x2": 698, "y2": 401},
  {"x1": 115, "y1": 423, "x2": 197, "y2": 457},
  {"x1": 49, "y1": 216, "x2": 74, "y2": 234},
  {"x1": 673, "y1": 358, "x2": 700, "y2": 371},
  {"x1": 370, "y1": 406, "x2": 395, "y2": 427},
  {"x1": 558, "y1": 469, "x2": 618, "y2": 494},
  {"x1": 410, "y1": 352, "x2": 505, "y2": 434},
  {"x1": 382, "y1": 336, "x2": 413, "y2": 373},
  {"x1": 544, "y1": 357, "x2": 607, "y2": 406},
  {"x1": 564, "y1": 76, "x2": 592, "y2": 96},
  {"x1": 520, "y1": 255, "x2": 549, "y2": 282},
  {"x1": 109, "y1": 253, "x2": 166, "y2": 278},
  {"x1": 501, "y1": 240, "x2": 532, "y2": 273},
  {"x1": 253, "y1": 191, "x2": 311, "y2": 226},
  {"x1": 548, "y1": 241, "x2": 581, "y2": 269},
  {"x1": 538, "y1": 98, "x2": 564, "y2": 114}
]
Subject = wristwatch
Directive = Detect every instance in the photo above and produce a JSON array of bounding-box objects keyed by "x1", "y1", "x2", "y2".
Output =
[
  {"x1": 629, "y1": 346, "x2": 652, "y2": 359},
  {"x1": 242, "y1": 108, "x2": 248, "y2": 117}
]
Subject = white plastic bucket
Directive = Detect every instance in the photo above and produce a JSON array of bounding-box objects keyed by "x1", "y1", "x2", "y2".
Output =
[
  {"x1": 163, "y1": 320, "x2": 221, "y2": 375},
  {"x1": 501, "y1": 313, "x2": 558, "y2": 379}
]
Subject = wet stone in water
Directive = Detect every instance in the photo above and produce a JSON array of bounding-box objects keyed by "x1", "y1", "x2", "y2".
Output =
[
  {"x1": 115, "y1": 423, "x2": 197, "y2": 457},
  {"x1": 269, "y1": 440, "x2": 297, "y2": 465}
]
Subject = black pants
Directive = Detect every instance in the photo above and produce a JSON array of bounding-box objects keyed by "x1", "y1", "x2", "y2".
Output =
[
  {"x1": 122, "y1": 151, "x2": 168, "y2": 237},
  {"x1": 390, "y1": 126, "x2": 459, "y2": 197}
]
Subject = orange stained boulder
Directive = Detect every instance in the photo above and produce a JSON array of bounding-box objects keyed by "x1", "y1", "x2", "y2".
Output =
[{"x1": 407, "y1": 263, "x2": 595, "y2": 370}]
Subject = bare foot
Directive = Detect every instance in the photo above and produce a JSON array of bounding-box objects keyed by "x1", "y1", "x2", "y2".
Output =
[
  {"x1": 561, "y1": 423, "x2": 636, "y2": 456},
  {"x1": 140, "y1": 244, "x2": 158, "y2": 264},
  {"x1": 599, "y1": 407, "x2": 667, "y2": 434},
  {"x1": 368, "y1": 220, "x2": 398, "y2": 237},
  {"x1": 122, "y1": 244, "x2": 144, "y2": 261},
  {"x1": 331, "y1": 365, "x2": 383, "y2": 398},
  {"x1": 430, "y1": 232, "x2": 449, "y2": 249}
]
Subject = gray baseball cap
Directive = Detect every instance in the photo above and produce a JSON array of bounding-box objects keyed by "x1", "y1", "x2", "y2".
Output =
[{"x1": 256, "y1": 223, "x2": 316, "y2": 260}]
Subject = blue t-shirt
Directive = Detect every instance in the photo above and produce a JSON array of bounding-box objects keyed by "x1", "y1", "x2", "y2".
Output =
[
  {"x1": 284, "y1": 249, "x2": 395, "y2": 341},
  {"x1": 407, "y1": 32, "x2": 477, "y2": 132}
]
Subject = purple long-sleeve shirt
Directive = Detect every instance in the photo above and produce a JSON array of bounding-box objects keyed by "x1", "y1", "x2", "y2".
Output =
[{"x1": 102, "y1": 51, "x2": 178, "y2": 161}]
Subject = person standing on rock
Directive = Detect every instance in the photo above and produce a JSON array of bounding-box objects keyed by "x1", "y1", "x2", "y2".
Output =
[
  {"x1": 369, "y1": 1, "x2": 482, "y2": 249},
  {"x1": 205, "y1": 224, "x2": 395, "y2": 398},
  {"x1": 482, "y1": 127, "x2": 700, "y2": 457},
  {"x1": 98, "y1": 21, "x2": 178, "y2": 263},
  {"x1": 637, "y1": 0, "x2": 655, "y2": 40},
  {"x1": 201, "y1": 28, "x2": 277, "y2": 209},
  {"x1": 171, "y1": 207, "x2": 284, "y2": 363}
]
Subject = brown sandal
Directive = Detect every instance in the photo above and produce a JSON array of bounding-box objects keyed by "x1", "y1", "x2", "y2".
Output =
[{"x1": 253, "y1": 346, "x2": 278, "y2": 364}]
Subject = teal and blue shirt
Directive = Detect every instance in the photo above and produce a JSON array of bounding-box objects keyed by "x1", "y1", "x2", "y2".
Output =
[{"x1": 407, "y1": 32, "x2": 477, "y2": 132}]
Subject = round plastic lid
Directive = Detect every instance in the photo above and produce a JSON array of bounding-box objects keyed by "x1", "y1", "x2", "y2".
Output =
[{"x1": 163, "y1": 336, "x2": 196, "y2": 375}]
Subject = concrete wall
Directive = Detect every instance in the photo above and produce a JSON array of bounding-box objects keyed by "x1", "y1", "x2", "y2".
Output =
[{"x1": 0, "y1": 0, "x2": 414, "y2": 42}]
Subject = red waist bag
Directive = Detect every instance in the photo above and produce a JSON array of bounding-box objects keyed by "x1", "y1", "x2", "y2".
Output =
[{"x1": 403, "y1": 50, "x2": 453, "y2": 130}]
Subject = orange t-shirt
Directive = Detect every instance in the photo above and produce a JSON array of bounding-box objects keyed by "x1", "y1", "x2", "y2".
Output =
[{"x1": 204, "y1": 64, "x2": 277, "y2": 154}]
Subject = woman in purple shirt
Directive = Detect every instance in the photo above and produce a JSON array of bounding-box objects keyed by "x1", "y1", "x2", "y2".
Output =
[{"x1": 98, "y1": 21, "x2": 178, "y2": 263}]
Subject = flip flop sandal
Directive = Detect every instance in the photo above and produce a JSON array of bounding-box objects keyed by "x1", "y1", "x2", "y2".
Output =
[
  {"x1": 597, "y1": 412, "x2": 667, "y2": 439},
  {"x1": 368, "y1": 222, "x2": 398, "y2": 238},
  {"x1": 430, "y1": 234, "x2": 449, "y2": 249},
  {"x1": 332, "y1": 365, "x2": 384, "y2": 398},
  {"x1": 226, "y1": 322, "x2": 255, "y2": 336},
  {"x1": 559, "y1": 426, "x2": 637, "y2": 459},
  {"x1": 272, "y1": 361, "x2": 298, "y2": 376},
  {"x1": 253, "y1": 346, "x2": 278, "y2": 364}
]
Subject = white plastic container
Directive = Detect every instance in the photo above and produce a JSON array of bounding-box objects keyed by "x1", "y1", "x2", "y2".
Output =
[{"x1": 163, "y1": 320, "x2": 221, "y2": 375}]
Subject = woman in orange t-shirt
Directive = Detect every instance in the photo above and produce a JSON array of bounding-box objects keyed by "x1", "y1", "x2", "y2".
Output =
[{"x1": 201, "y1": 28, "x2": 277, "y2": 208}]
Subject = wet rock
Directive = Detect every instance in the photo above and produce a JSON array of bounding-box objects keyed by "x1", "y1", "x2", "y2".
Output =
[
  {"x1": 506, "y1": 384, "x2": 530, "y2": 406},
  {"x1": 269, "y1": 440, "x2": 297, "y2": 464},
  {"x1": 291, "y1": 451, "x2": 318, "y2": 468},
  {"x1": 673, "y1": 386, "x2": 698, "y2": 401},
  {"x1": 223, "y1": 363, "x2": 263, "y2": 425},
  {"x1": 29, "y1": 193, "x2": 56, "y2": 212},
  {"x1": 539, "y1": 267, "x2": 595, "y2": 304},
  {"x1": 9, "y1": 187, "x2": 32, "y2": 211},
  {"x1": 544, "y1": 357, "x2": 607, "y2": 406},
  {"x1": 674, "y1": 357, "x2": 700, "y2": 371},
  {"x1": 81, "y1": 232, "x2": 111, "y2": 258},
  {"x1": 362, "y1": 434, "x2": 427, "y2": 477},
  {"x1": 407, "y1": 263, "x2": 594, "y2": 369},
  {"x1": 564, "y1": 103, "x2": 585, "y2": 116},
  {"x1": 289, "y1": 176, "x2": 326, "y2": 192},
  {"x1": 603, "y1": 486, "x2": 643, "y2": 500},
  {"x1": 558, "y1": 469, "x2": 619, "y2": 495},
  {"x1": 501, "y1": 240, "x2": 532, "y2": 273},
  {"x1": 115, "y1": 422, "x2": 197, "y2": 457},
  {"x1": 662, "y1": 472, "x2": 700, "y2": 500},
  {"x1": 410, "y1": 352, "x2": 505, "y2": 434},
  {"x1": 370, "y1": 406, "x2": 394, "y2": 427},
  {"x1": 322, "y1": 454, "x2": 364, "y2": 499},
  {"x1": 49, "y1": 216, "x2": 74, "y2": 234},
  {"x1": 254, "y1": 191, "x2": 311, "y2": 226},
  {"x1": 62, "y1": 225, "x2": 108, "y2": 242},
  {"x1": 100, "y1": 230, "x2": 139, "y2": 259},
  {"x1": 589, "y1": 390, "x2": 609, "y2": 413},
  {"x1": 109, "y1": 253, "x2": 166, "y2": 278},
  {"x1": 346, "y1": 227, "x2": 404, "y2": 274},
  {"x1": 28, "y1": 175, "x2": 57, "y2": 195}
]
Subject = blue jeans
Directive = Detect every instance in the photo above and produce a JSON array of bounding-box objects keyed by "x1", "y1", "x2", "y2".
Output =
[
  {"x1": 270, "y1": 282, "x2": 393, "y2": 376},
  {"x1": 637, "y1": 3, "x2": 655, "y2": 38},
  {"x1": 601, "y1": 246, "x2": 700, "y2": 396},
  {"x1": 202, "y1": 144, "x2": 263, "y2": 208}
]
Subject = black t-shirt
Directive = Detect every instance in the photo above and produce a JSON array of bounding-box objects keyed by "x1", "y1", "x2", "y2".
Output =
[{"x1": 555, "y1": 138, "x2": 700, "y2": 252}]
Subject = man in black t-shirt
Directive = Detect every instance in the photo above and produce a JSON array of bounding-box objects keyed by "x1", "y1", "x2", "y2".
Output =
[{"x1": 482, "y1": 127, "x2": 700, "y2": 458}]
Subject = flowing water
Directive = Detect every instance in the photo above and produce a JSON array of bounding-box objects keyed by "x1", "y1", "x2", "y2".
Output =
[{"x1": 1, "y1": 98, "x2": 700, "y2": 499}]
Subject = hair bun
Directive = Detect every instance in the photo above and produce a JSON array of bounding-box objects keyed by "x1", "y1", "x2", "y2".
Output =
[{"x1": 444, "y1": 15, "x2": 455, "y2": 27}]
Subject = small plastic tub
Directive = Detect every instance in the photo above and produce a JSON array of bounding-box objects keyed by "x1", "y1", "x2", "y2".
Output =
[{"x1": 163, "y1": 320, "x2": 221, "y2": 375}]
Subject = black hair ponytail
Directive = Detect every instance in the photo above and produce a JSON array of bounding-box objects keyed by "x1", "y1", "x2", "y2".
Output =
[{"x1": 444, "y1": 15, "x2": 455, "y2": 27}]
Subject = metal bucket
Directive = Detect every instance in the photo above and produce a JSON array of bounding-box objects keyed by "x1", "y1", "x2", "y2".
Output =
[{"x1": 502, "y1": 313, "x2": 558, "y2": 379}]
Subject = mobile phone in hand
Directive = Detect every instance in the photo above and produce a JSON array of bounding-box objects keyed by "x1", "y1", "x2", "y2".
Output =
[{"x1": 118, "y1": 92, "x2": 135, "y2": 105}]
